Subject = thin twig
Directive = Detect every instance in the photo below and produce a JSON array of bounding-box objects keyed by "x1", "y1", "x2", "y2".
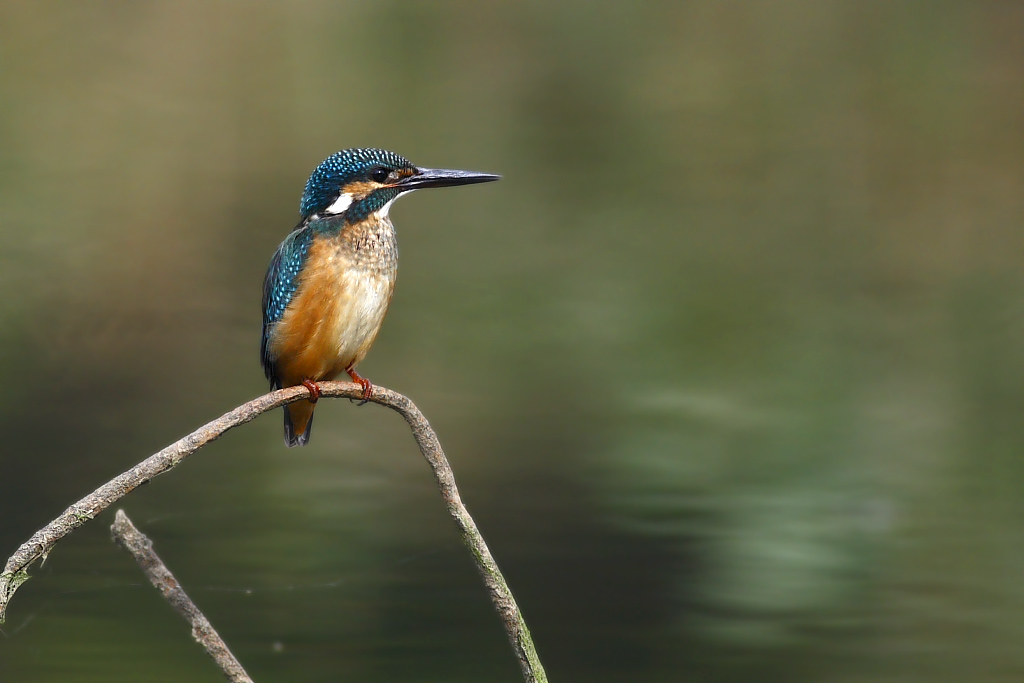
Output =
[
  {"x1": 111, "y1": 509, "x2": 254, "y2": 683},
  {"x1": 0, "y1": 382, "x2": 547, "y2": 683}
]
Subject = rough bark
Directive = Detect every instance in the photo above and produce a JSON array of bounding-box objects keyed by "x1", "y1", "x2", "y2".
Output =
[{"x1": 0, "y1": 382, "x2": 547, "y2": 682}]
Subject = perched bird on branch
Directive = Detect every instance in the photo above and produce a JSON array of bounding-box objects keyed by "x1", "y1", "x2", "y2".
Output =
[{"x1": 261, "y1": 148, "x2": 499, "y2": 446}]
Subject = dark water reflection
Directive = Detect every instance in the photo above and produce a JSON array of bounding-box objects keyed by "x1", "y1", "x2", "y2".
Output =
[{"x1": 2, "y1": 2, "x2": 1023, "y2": 681}]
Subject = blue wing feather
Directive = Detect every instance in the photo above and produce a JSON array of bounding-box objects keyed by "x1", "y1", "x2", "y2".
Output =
[{"x1": 261, "y1": 223, "x2": 314, "y2": 387}]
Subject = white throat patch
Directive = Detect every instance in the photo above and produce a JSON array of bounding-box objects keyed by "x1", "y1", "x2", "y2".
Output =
[
  {"x1": 324, "y1": 192, "x2": 354, "y2": 215},
  {"x1": 376, "y1": 190, "x2": 415, "y2": 220},
  {"x1": 376, "y1": 195, "x2": 398, "y2": 220}
]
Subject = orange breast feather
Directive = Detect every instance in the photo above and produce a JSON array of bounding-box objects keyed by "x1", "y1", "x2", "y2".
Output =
[{"x1": 268, "y1": 236, "x2": 394, "y2": 388}]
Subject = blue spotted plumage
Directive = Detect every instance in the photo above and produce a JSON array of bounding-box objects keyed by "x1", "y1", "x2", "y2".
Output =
[
  {"x1": 300, "y1": 148, "x2": 411, "y2": 218},
  {"x1": 260, "y1": 227, "x2": 313, "y2": 385},
  {"x1": 261, "y1": 148, "x2": 499, "y2": 447}
]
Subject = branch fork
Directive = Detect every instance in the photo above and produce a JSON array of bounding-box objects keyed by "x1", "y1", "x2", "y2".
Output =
[{"x1": 1, "y1": 382, "x2": 547, "y2": 683}]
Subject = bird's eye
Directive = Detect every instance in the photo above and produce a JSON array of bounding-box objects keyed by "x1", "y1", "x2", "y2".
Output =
[{"x1": 370, "y1": 167, "x2": 390, "y2": 183}]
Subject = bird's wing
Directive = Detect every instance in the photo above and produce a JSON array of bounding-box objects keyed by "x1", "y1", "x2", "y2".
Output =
[{"x1": 261, "y1": 224, "x2": 314, "y2": 386}]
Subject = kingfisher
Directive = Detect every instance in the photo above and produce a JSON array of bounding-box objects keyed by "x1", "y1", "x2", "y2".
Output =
[{"x1": 261, "y1": 148, "x2": 499, "y2": 447}]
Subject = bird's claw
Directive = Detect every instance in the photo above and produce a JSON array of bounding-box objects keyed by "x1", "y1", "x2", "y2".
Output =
[
  {"x1": 301, "y1": 379, "x2": 321, "y2": 403},
  {"x1": 346, "y1": 367, "x2": 373, "y2": 405}
]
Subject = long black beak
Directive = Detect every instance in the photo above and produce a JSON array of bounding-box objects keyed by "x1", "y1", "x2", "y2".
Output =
[{"x1": 396, "y1": 167, "x2": 501, "y2": 191}]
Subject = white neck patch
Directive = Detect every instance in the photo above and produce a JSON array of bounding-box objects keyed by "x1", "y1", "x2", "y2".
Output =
[{"x1": 323, "y1": 192, "x2": 354, "y2": 215}]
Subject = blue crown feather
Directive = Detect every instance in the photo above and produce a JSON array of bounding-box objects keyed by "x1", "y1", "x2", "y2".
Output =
[{"x1": 300, "y1": 148, "x2": 412, "y2": 218}]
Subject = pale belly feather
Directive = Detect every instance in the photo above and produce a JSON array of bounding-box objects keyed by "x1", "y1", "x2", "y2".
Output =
[
  {"x1": 269, "y1": 229, "x2": 396, "y2": 386},
  {"x1": 326, "y1": 267, "x2": 394, "y2": 368}
]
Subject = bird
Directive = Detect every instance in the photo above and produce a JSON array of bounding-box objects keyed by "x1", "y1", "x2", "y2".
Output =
[{"x1": 261, "y1": 148, "x2": 499, "y2": 447}]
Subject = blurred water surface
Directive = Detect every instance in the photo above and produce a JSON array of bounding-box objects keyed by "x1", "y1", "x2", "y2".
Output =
[{"x1": 1, "y1": 2, "x2": 1022, "y2": 681}]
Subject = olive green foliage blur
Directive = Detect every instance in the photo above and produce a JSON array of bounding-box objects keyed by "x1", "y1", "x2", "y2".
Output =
[{"x1": 1, "y1": 2, "x2": 1022, "y2": 682}]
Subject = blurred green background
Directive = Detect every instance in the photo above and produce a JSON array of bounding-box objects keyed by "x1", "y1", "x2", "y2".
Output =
[{"x1": 1, "y1": 2, "x2": 1022, "y2": 681}]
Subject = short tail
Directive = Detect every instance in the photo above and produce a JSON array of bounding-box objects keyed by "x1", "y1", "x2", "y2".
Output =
[{"x1": 283, "y1": 401, "x2": 315, "y2": 447}]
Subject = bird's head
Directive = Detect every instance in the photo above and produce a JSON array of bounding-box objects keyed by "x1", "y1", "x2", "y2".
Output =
[{"x1": 300, "y1": 148, "x2": 499, "y2": 222}]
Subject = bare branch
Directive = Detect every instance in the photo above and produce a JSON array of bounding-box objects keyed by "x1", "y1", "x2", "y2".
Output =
[
  {"x1": 111, "y1": 509, "x2": 254, "y2": 683},
  {"x1": 0, "y1": 382, "x2": 547, "y2": 683}
]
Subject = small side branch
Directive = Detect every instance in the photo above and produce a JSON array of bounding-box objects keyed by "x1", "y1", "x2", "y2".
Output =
[
  {"x1": 111, "y1": 510, "x2": 254, "y2": 683},
  {"x1": 0, "y1": 382, "x2": 547, "y2": 683},
  {"x1": 0, "y1": 384, "x2": 316, "y2": 621}
]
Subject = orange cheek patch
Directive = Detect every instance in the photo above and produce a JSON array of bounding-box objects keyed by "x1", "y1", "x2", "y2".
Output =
[{"x1": 341, "y1": 181, "x2": 379, "y2": 198}]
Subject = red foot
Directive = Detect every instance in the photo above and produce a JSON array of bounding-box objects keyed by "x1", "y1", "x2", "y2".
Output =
[
  {"x1": 301, "y1": 379, "x2": 321, "y2": 403},
  {"x1": 346, "y1": 365, "x2": 373, "y2": 400}
]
